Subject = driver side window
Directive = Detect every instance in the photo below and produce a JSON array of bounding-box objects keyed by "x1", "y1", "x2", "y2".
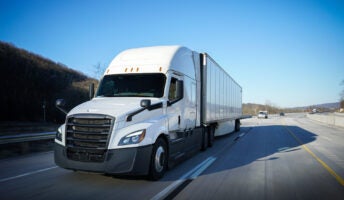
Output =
[{"x1": 168, "y1": 78, "x2": 178, "y2": 101}]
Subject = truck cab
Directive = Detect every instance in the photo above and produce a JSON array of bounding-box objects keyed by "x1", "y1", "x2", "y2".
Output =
[{"x1": 54, "y1": 46, "x2": 201, "y2": 180}]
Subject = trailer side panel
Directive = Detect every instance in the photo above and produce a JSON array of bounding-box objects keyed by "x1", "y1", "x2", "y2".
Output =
[{"x1": 201, "y1": 53, "x2": 242, "y2": 124}]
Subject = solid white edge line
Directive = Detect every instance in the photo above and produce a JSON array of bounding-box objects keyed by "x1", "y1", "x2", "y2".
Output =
[
  {"x1": 151, "y1": 156, "x2": 217, "y2": 200},
  {"x1": 190, "y1": 157, "x2": 216, "y2": 179},
  {"x1": 0, "y1": 166, "x2": 58, "y2": 183}
]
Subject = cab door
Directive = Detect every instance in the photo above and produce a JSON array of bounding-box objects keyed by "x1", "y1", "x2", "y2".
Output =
[
  {"x1": 167, "y1": 75, "x2": 185, "y2": 132},
  {"x1": 166, "y1": 75, "x2": 186, "y2": 159}
]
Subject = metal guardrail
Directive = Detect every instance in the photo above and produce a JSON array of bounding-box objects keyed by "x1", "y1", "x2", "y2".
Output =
[
  {"x1": 0, "y1": 132, "x2": 56, "y2": 145},
  {"x1": 240, "y1": 115, "x2": 252, "y2": 119}
]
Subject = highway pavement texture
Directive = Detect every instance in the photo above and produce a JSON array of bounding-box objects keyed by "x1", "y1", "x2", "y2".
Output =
[{"x1": 0, "y1": 113, "x2": 344, "y2": 200}]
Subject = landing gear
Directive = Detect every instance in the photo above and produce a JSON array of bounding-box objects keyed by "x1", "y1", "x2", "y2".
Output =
[
  {"x1": 235, "y1": 120, "x2": 240, "y2": 132},
  {"x1": 208, "y1": 126, "x2": 215, "y2": 147},
  {"x1": 201, "y1": 128, "x2": 208, "y2": 151}
]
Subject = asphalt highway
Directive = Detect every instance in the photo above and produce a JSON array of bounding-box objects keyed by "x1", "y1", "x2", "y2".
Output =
[{"x1": 1, "y1": 113, "x2": 344, "y2": 200}]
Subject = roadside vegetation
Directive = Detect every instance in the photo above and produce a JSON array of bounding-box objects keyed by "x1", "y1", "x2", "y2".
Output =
[{"x1": 0, "y1": 41, "x2": 97, "y2": 125}]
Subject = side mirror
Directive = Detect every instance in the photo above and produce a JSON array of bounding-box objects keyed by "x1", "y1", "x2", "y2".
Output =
[
  {"x1": 89, "y1": 83, "x2": 95, "y2": 100},
  {"x1": 176, "y1": 80, "x2": 184, "y2": 99},
  {"x1": 55, "y1": 99, "x2": 68, "y2": 114},
  {"x1": 140, "y1": 99, "x2": 151, "y2": 108},
  {"x1": 56, "y1": 99, "x2": 65, "y2": 107}
]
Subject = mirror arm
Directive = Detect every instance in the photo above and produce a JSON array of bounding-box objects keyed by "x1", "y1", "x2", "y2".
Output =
[
  {"x1": 56, "y1": 106, "x2": 68, "y2": 115},
  {"x1": 89, "y1": 83, "x2": 95, "y2": 100},
  {"x1": 55, "y1": 99, "x2": 68, "y2": 115}
]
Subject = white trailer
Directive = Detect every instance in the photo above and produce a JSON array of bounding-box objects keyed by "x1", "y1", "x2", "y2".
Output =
[
  {"x1": 54, "y1": 46, "x2": 244, "y2": 180},
  {"x1": 201, "y1": 54, "x2": 242, "y2": 136}
]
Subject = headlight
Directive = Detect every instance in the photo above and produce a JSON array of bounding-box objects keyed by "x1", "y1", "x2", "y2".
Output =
[
  {"x1": 56, "y1": 125, "x2": 63, "y2": 141},
  {"x1": 119, "y1": 130, "x2": 146, "y2": 146}
]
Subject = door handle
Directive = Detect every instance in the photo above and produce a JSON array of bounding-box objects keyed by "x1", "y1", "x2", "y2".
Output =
[{"x1": 178, "y1": 115, "x2": 181, "y2": 125}]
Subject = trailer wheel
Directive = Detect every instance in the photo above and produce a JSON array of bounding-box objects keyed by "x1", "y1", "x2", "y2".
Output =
[
  {"x1": 235, "y1": 120, "x2": 240, "y2": 132},
  {"x1": 208, "y1": 126, "x2": 215, "y2": 147},
  {"x1": 149, "y1": 138, "x2": 168, "y2": 180}
]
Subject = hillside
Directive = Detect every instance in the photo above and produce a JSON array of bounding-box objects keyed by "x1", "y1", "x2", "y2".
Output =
[
  {"x1": 0, "y1": 41, "x2": 97, "y2": 123},
  {"x1": 243, "y1": 102, "x2": 341, "y2": 116},
  {"x1": 291, "y1": 102, "x2": 340, "y2": 111},
  {"x1": 243, "y1": 103, "x2": 303, "y2": 116}
]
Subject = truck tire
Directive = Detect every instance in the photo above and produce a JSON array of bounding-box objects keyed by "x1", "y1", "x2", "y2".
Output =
[
  {"x1": 208, "y1": 126, "x2": 215, "y2": 147},
  {"x1": 149, "y1": 138, "x2": 168, "y2": 180},
  {"x1": 235, "y1": 120, "x2": 240, "y2": 132}
]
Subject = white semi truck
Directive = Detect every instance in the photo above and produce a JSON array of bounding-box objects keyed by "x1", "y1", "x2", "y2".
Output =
[{"x1": 55, "y1": 46, "x2": 244, "y2": 180}]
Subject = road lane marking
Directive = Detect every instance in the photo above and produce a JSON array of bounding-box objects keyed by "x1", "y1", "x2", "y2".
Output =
[
  {"x1": 322, "y1": 136, "x2": 332, "y2": 141},
  {"x1": 190, "y1": 157, "x2": 216, "y2": 180},
  {"x1": 234, "y1": 132, "x2": 246, "y2": 141},
  {"x1": 152, "y1": 130, "x2": 248, "y2": 200},
  {"x1": 283, "y1": 125, "x2": 344, "y2": 187},
  {"x1": 0, "y1": 166, "x2": 58, "y2": 183},
  {"x1": 151, "y1": 156, "x2": 216, "y2": 200},
  {"x1": 278, "y1": 147, "x2": 290, "y2": 152}
]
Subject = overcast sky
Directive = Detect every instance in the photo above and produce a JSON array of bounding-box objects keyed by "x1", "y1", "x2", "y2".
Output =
[{"x1": 1, "y1": 0, "x2": 343, "y2": 107}]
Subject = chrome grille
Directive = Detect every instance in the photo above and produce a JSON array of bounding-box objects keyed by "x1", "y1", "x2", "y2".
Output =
[{"x1": 65, "y1": 114, "x2": 114, "y2": 162}]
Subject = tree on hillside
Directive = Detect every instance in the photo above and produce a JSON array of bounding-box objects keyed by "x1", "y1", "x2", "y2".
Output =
[
  {"x1": 93, "y1": 62, "x2": 106, "y2": 79},
  {"x1": 0, "y1": 41, "x2": 97, "y2": 123}
]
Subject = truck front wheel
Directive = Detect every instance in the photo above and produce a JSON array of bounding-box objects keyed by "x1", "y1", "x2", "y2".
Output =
[{"x1": 149, "y1": 138, "x2": 168, "y2": 180}]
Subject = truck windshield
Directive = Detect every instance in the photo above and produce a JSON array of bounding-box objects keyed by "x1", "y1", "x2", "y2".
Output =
[{"x1": 96, "y1": 74, "x2": 166, "y2": 98}]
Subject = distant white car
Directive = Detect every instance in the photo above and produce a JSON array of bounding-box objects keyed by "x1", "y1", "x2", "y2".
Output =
[{"x1": 258, "y1": 111, "x2": 268, "y2": 119}]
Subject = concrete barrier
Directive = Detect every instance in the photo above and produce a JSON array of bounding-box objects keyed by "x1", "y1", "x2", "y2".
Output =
[{"x1": 307, "y1": 113, "x2": 344, "y2": 128}]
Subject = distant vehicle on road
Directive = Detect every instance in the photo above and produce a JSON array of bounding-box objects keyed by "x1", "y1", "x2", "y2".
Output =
[
  {"x1": 258, "y1": 111, "x2": 268, "y2": 119},
  {"x1": 280, "y1": 112, "x2": 285, "y2": 116}
]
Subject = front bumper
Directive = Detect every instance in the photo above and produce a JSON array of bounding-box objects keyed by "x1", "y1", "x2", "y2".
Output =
[{"x1": 54, "y1": 144, "x2": 153, "y2": 175}]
